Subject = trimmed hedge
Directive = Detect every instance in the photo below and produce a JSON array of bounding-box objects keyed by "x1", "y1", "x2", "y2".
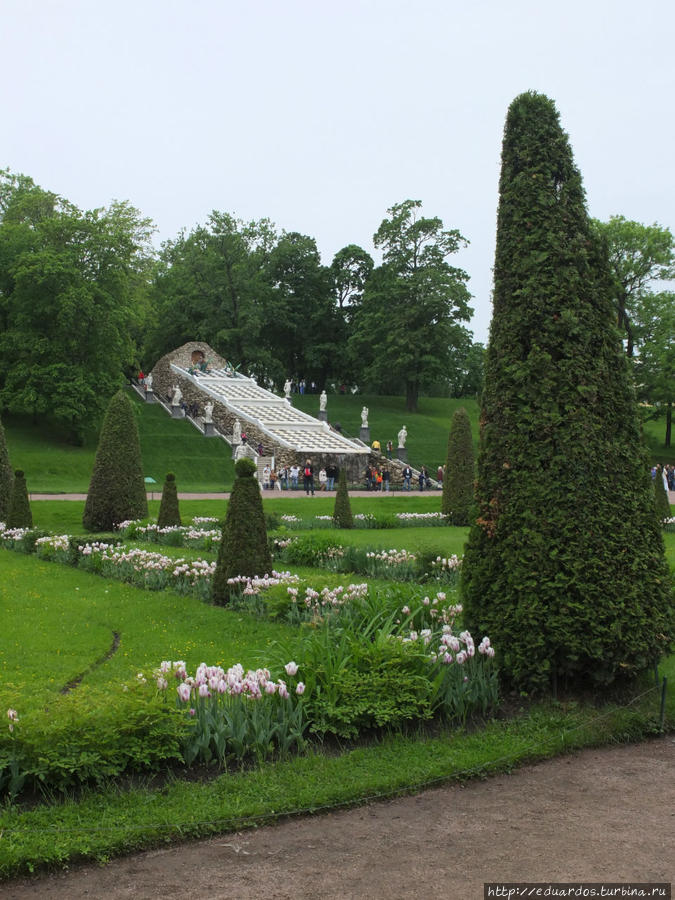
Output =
[
  {"x1": 83, "y1": 391, "x2": 148, "y2": 531},
  {"x1": 333, "y1": 467, "x2": 354, "y2": 528},
  {"x1": 157, "y1": 472, "x2": 181, "y2": 527},
  {"x1": 441, "y1": 406, "x2": 474, "y2": 525},
  {"x1": 212, "y1": 457, "x2": 272, "y2": 604},
  {"x1": 7, "y1": 469, "x2": 32, "y2": 528},
  {"x1": 462, "y1": 91, "x2": 673, "y2": 694},
  {"x1": 0, "y1": 415, "x2": 13, "y2": 522}
]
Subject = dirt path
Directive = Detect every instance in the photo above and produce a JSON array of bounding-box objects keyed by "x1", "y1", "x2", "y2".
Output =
[{"x1": 5, "y1": 738, "x2": 673, "y2": 899}]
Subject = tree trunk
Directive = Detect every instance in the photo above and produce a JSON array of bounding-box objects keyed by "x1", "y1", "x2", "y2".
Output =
[
  {"x1": 665, "y1": 400, "x2": 672, "y2": 448},
  {"x1": 405, "y1": 381, "x2": 418, "y2": 412}
]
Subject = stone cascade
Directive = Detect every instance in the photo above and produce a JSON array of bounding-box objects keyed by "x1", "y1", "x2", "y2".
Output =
[{"x1": 169, "y1": 364, "x2": 369, "y2": 459}]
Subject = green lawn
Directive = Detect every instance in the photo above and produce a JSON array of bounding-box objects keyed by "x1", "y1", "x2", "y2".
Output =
[{"x1": 0, "y1": 551, "x2": 297, "y2": 711}]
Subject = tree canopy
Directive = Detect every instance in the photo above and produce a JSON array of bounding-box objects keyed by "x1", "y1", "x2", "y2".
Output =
[
  {"x1": 0, "y1": 169, "x2": 154, "y2": 442},
  {"x1": 348, "y1": 200, "x2": 473, "y2": 411}
]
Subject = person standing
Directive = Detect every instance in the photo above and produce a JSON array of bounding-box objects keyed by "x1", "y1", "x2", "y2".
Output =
[
  {"x1": 402, "y1": 465, "x2": 412, "y2": 491},
  {"x1": 318, "y1": 467, "x2": 328, "y2": 491},
  {"x1": 262, "y1": 464, "x2": 271, "y2": 490},
  {"x1": 326, "y1": 462, "x2": 338, "y2": 491},
  {"x1": 290, "y1": 465, "x2": 300, "y2": 490},
  {"x1": 382, "y1": 467, "x2": 390, "y2": 492},
  {"x1": 303, "y1": 460, "x2": 315, "y2": 495},
  {"x1": 386, "y1": 440, "x2": 393, "y2": 459}
]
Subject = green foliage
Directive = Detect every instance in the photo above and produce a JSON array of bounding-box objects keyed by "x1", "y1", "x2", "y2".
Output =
[
  {"x1": 592, "y1": 215, "x2": 675, "y2": 359},
  {"x1": 157, "y1": 472, "x2": 181, "y2": 527},
  {"x1": 235, "y1": 456, "x2": 256, "y2": 477},
  {"x1": 7, "y1": 469, "x2": 32, "y2": 528},
  {"x1": 83, "y1": 390, "x2": 148, "y2": 531},
  {"x1": 349, "y1": 199, "x2": 473, "y2": 411},
  {"x1": 0, "y1": 170, "x2": 154, "y2": 443},
  {"x1": 442, "y1": 406, "x2": 474, "y2": 524},
  {"x1": 332, "y1": 467, "x2": 353, "y2": 528},
  {"x1": 462, "y1": 92, "x2": 674, "y2": 694},
  {"x1": 0, "y1": 685, "x2": 184, "y2": 797},
  {"x1": 212, "y1": 461, "x2": 272, "y2": 604},
  {"x1": 0, "y1": 416, "x2": 13, "y2": 522}
]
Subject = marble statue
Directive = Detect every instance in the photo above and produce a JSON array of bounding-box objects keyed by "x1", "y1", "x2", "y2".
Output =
[
  {"x1": 397, "y1": 426, "x2": 407, "y2": 448},
  {"x1": 232, "y1": 418, "x2": 242, "y2": 445},
  {"x1": 361, "y1": 406, "x2": 369, "y2": 427},
  {"x1": 145, "y1": 373, "x2": 153, "y2": 391},
  {"x1": 284, "y1": 379, "x2": 292, "y2": 399},
  {"x1": 319, "y1": 390, "x2": 327, "y2": 412},
  {"x1": 171, "y1": 385, "x2": 182, "y2": 406},
  {"x1": 204, "y1": 401, "x2": 214, "y2": 424}
]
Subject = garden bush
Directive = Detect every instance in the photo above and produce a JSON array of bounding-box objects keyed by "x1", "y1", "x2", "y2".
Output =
[
  {"x1": 157, "y1": 472, "x2": 181, "y2": 527},
  {"x1": 212, "y1": 457, "x2": 272, "y2": 605},
  {"x1": 462, "y1": 91, "x2": 673, "y2": 694},
  {"x1": 83, "y1": 390, "x2": 148, "y2": 531},
  {"x1": 0, "y1": 415, "x2": 13, "y2": 522},
  {"x1": 7, "y1": 469, "x2": 32, "y2": 528},
  {"x1": 333, "y1": 468, "x2": 353, "y2": 528},
  {"x1": 441, "y1": 406, "x2": 474, "y2": 525},
  {"x1": 0, "y1": 684, "x2": 184, "y2": 799}
]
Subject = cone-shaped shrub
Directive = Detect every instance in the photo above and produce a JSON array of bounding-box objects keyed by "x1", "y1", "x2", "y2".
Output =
[
  {"x1": 441, "y1": 407, "x2": 474, "y2": 525},
  {"x1": 212, "y1": 457, "x2": 272, "y2": 605},
  {"x1": 83, "y1": 390, "x2": 148, "y2": 531},
  {"x1": 0, "y1": 416, "x2": 13, "y2": 523},
  {"x1": 157, "y1": 473, "x2": 181, "y2": 527},
  {"x1": 462, "y1": 91, "x2": 673, "y2": 695},
  {"x1": 333, "y1": 467, "x2": 353, "y2": 528},
  {"x1": 654, "y1": 469, "x2": 671, "y2": 524},
  {"x1": 7, "y1": 469, "x2": 32, "y2": 528}
]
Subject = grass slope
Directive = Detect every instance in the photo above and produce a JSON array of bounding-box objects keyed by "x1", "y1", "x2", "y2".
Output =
[
  {"x1": 3, "y1": 391, "x2": 672, "y2": 495},
  {"x1": 3, "y1": 388, "x2": 235, "y2": 493}
]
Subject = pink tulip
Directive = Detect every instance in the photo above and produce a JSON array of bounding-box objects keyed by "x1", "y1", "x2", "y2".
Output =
[
  {"x1": 177, "y1": 683, "x2": 191, "y2": 702},
  {"x1": 296, "y1": 682, "x2": 306, "y2": 695},
  {"x1": 285, "y1": 661, "x2": 299, "y2": 676}
]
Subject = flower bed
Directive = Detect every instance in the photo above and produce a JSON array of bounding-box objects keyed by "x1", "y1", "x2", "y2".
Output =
[{"x1": 116, "y1": 518, "x2": 222, "y2": 550}]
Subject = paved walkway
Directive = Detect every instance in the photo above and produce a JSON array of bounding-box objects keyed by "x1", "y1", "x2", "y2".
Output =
[{"x1": 29, "y1": 490, "x2": 439, "y2": 501}]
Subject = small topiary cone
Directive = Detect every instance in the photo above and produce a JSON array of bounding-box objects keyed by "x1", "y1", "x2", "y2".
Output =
[
  {"x1": 212, "y1": 457, "x2": 272, "y2": 605},
  {"x1": 332, "y1": 467, "x2": 353, "y2": 528},
  {"x1": 7, "y1": 469, "x2": 32, "y2": 528},
  {"x1": 157, "y1": 473, "x2": 181, "y2": 527}
]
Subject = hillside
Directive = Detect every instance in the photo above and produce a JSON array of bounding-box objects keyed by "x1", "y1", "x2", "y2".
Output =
[
  {"x1": 3, "y1": 388, "x2": 236, "y2": 493},
  {"x1": 2, "y1": 389, "x2": 671, "y2": 493}
]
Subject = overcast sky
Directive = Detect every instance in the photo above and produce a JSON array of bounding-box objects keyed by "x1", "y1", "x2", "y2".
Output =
[{"x1": 3, "y1": 0, "x2": 674, "y2": 342}]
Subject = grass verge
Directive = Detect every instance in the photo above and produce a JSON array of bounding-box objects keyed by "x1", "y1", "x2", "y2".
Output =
[{"x1": 0, "y1": 680, "x2": 671, "y2": 878}]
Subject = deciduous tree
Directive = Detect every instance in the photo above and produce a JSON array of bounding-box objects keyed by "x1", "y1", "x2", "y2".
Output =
[{"x1": 349, "y1": 200, "x2": 472, "y2": 411}]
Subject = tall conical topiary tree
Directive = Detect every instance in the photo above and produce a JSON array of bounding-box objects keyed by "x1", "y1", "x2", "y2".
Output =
[
  {"x1": 462, "y1": 91, "x2": 673, "y2": 694},
  {"x1": 654, "y1": 468, "x2": 671, "y2": 524},
  {"x1": 83, "y1": 390, "x2": 148, "y2": 531},
  {"x1": 0, "y1": 416, "x2": 13, "y2": 523},
  {"x1": 212, "y1": 457, "x2": 272, "y2": 605},
  {"x1": 332, "y1": 467, "x2": 353, "y2": 528},
  {"x1": 7, "y1": 470, "x2": 32, "y2": 528},
  {"x1": 441, "y1": 406, "x2": 474, "y2": 525},
  {"x1": 157, "y1": 473, "x2": 181, "y2": 527}
]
